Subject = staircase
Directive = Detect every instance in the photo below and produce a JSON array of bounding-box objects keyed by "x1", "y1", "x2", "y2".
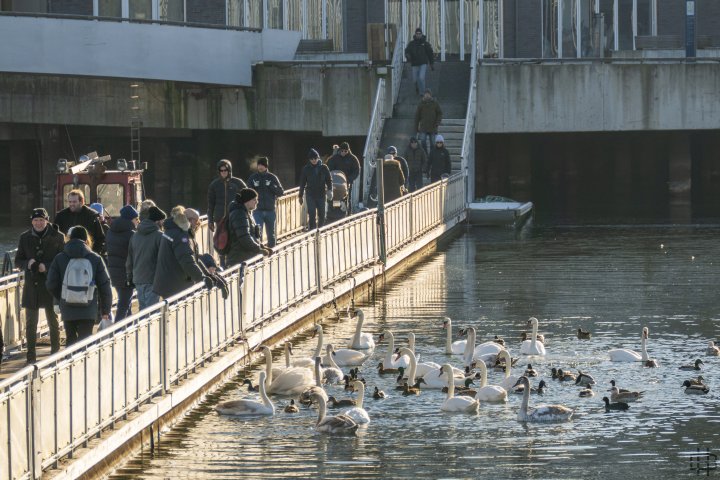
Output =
[{"x1": 379, "y1": 60, "x2": 470, "y2": 176}]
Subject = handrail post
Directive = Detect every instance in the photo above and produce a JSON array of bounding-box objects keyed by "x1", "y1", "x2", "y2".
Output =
[
  {"x1": 314, "y1": 228, "x2": 323, "y2": 293},
  {"x1": 377, "y1": 155, "x2": 387, "y2": 264},
  {"x1": 160, "y1": 302, "x2": 168, "y2": 395}
]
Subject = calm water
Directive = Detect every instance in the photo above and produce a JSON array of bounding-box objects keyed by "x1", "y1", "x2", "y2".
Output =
[{"x1": 111, "y1": 224, "x2": 720, "y2": 479}]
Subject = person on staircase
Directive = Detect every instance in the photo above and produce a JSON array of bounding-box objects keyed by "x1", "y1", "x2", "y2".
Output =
[
  {"x1": 426, "y1": 134, "x2": 452, "y2": 183},
  {"x1": 414, "y1": 88, "x2": 443, "y2": 155},
  {"x1": 405, "y1": 27, "x2": 435, "y2": 96},
  {"x1": 404, "y1": 137, "x2": 428, "y2": 192}
]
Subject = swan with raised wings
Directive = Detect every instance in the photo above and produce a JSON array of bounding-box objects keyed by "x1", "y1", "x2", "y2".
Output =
[
  {"x1": 380, "y1": 330, "x2": 410, "y2": 369},
  {"x1": 520, "y1": 317, "x2": 547, "y2": 356},
  {"x1": 513, "y1": 376, "x2": 574, "y2": 423},
  {"x1": 473, "y1": 359, "x2": 508, "y2": 402},
  {"x1": 308, "y1": 391, "x2": 359, "y2": 434},
  {"x1": 216, "y1": 371, "x2": 274, "y2": 416},
  {"x1": 258, "y1": 346, "x2": 315, "y2": 396},
  {"x1": 443, "y1": 317, "x2": 467, "y2": 355},
  {"x1": 440, "y1": 364, "x2": 480, "y2": 413},
  {"x1": 343, "y1": 381, "x2": 371, "y2": 424},
  {"x1": 347, "y1": 309, "x2": 375, "y2": 350},
  {"x1": 609, "y1": 326, "x2": 650, "y2": 362}
]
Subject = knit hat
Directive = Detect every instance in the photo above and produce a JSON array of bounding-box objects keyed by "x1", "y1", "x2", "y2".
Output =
[
  {"x1": 148, "y1": 206, "x2": 166, "y2": 222},
  {"x1": 387, "y1": 146, "x2": 398, "y2": 155},
  {"x1": 257, "y1": 157, "x2": 269, "y2": 168},
  {"x1": 120, "y1": 205, "x2": 139, "y2": 220},
  {"x1": 30, "y1": 208, "x2": 49, "y2": 220},
  {"x1": 339, "y1": 142, "x2": 350, "y2": 151},
  {"x1": 69, "y1": 225, "x2": 89, "y2": 242},
  {"x1": 415, "y1": 27, "x2": 422, "y2": 34},
  {"x1": 236, "y1": 188, "x2": 258, "y2": 204},
  {"x1": 89, "y1": 203, "x2": 104, "y2": 215},
  {"x1": 308, "y1": 148, "x2": 320, "y2": 160},
  {"x1": 435, "y1": 134, "x2": 445, "y2": 143},
  {"x1": 409, "y1": 137, "x2": 418, "y2": 143}
]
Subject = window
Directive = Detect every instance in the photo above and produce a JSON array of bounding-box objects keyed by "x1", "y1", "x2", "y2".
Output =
[
  {"x1": 159, "y1": 0, "x2": 184, "y2": 21},
  {"x1": 98, "y1": 0, "x2": 121, "y2": 17},
  {"x1": 130, "y1": 0, "x2": 151, "y2": 19},
  {"x1": 96, "y1": 184, "x2": 125, "y2": 218}
]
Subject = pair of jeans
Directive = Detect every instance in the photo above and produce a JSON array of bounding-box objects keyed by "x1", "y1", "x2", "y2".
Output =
[
  {"x1": 305, "y1": 195, "x2": 326, "y2": 230},
  {"x1": 253, "y1": 209, "x2": 277, "y2": 247},
  {"x1": 114, "y1": 286, "x2": 134, "y2": 322},
  {"x1": 408, "y1": 171, "x2": 424, "y2": 192},
  {"x1": 63, "y1": 319, "x2": 95, "y2": 347},
  {"x1": 411, "y1": 63, "x2": 428, "y2": 95},
  {"x1": 25, "y1": 307, "x2": 60, "y2": 363},
  {"x1": 136, "y1": 283, "x2": 160, "y2": 311},
  {"x1": 417, "y1": 131, "x2": 436, "y2": 156}
]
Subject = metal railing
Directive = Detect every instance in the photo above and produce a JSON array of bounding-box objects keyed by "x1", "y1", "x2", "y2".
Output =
[
  {"x1": 461, "y1": 21, "x2": 481, "y2": 203},
  {"x1": 362, "y1": 78, "x2": 387, "y2": 206},
  {"x1": 0, "y1": 173, "x2": 465, "y2": 480},
  {"x1": 390, "y1": 33, "x2": 404, "y2": 109}
]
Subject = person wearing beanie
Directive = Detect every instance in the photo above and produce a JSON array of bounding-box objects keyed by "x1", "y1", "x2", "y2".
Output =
[
  {"x1": 414, "y1": 88, "x2": 443, "y2": 155},
  {"x1": 327, "y1": 142, "x2": 361, "y2": 216},
  {"x1": 14, "y1": 207, "x2": 65, "y2": 363},
  {"x1": 106, "y1": 205, "x2": 139, "y2": 321},
  {"x1": 127, "y1": 206, "x2": 165, "y2": 310},
  {"x1": 54, "y1": 189, "x2": 106, "y2": 257},
  {"x1": 299, "y1": 148, "x2": 333, "y2": 230},
  {"x1": 404, "y1": 136, "x2": 428, "y2": 192},
  {"x1": 226, "y1": 188, "x2": 271, "y2": 266},
  {"x1": 46, "y1": 225, "x2": 112, "y2": 346},
  {"x1": 426, "y1": 133, "x2": 452, "y2": 182},
  {"x1": 248, "y1": 156, "x2": 284, "y2": 247},
  {"x1": 138, "y1": 199, "x2": 157, "y2": 221},
  {"x1": 386, "y1": 145, "x2": 409, "y2": 191},
  {"x1": 207, "y1": 158, "x2": 247, "y2": 234},
  {"x1": 404, "y1": 26, "x2": 435, "y2": 95},
  {"x1": 90, "y1": 203, "x2": 104, "y2": 217}
]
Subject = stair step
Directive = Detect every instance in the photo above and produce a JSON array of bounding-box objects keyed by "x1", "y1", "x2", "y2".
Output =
[{"x1": 442, "y1": 119, "x2": 466, "y2": 125}]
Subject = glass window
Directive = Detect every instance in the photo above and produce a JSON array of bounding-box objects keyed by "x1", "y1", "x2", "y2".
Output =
[
  {"x1": 96, "y1": 184, "x2": 125, "y2": 218},
  {"x1": 99, "y1": 0, "x2": 121, "y2": 17},
  {"x1": 159, "y1": 0, "x2": 184, "y2": 21},
  {"x1": 63, "y1": 184, "x2": 91, "y2": 208},
  {"x1": 130, "y1": 0, "x2": 151, "y2": 19}
]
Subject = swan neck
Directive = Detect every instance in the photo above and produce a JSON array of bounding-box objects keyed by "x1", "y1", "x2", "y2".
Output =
[
  {"x1": 316, "y1": 396, "x2": 327, "y2": 425},
  {"x1": 445, "y1": 368, "x2": 455, "y2": 398},
  {"x1": 328, "y1": 348, "x2": 340, "y2": 370},
  {"x1": 264, "y1": 348, "x2": 273, "y2": 386},
  {"x1": 478, "y1": 361, "x2": 488, "y2": 387},
  {"x1": 641, "y1": 335, "x2": 649, "y2": 361},
  {"x1": 259, "y1": 375, "x2": 272, "y2": 409},
  {"x1": 400, "y1": 347, "x2": 417, "y2": 384},
  {"x1": 313, "y1": 328, "x2": 323, "y2": 358},
  {"x1": 520, "y1": 379, "x2": 530, "y2": 415},
  {"x1": 355, "y1": 383, "x2": 365, "y2": 409},
  {"x1": 384, "y1": 333, "x2": 395, "y2": 364},
  {"x1": 285, "y1": 344, "x2": 291, "y2": 368},
  {"x1": 351, "y1": 316, "x2": 362, "y2": 345},
  {"x1": 531, "y1": 320, "x2": 538, "y2": 346},
  {"x1": 463, "y1": 328, "x2": 476, "y2": 366},
  {"x1": 314, "y1": 360, "x2": 322, "y2": 387},
  {"x1": 502, "y1": 351, "x2": 511, "y2": 379},
  {"x1": 445, "y1": 321, "x2": 452, "y2": 353}
]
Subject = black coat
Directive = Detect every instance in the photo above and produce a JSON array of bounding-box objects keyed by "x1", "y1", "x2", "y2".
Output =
[
  {"x1": 226, "y1": 201, "x2": 264, "y2": 266},
  {"x1": 299, "y1": 161, "x2": 333, "y2": 200},
  {"x1": 327, "y1": 153, "x2": 361, "y2": 184},
  {"x1": 404, "y1": 35, "x2": 434, "y2": 66},
  {"x1": 105, "y1": 217, "x2": 136, "y2": 287},
  {"x1": 152, "y1": 218, "x2": 205, "y2": 299},
  {"x1": 247, "y1": 171, "x2": 284, "y2": 211},
  {"x1": 126, "y1": 219, "x2": 162, "y2": 285},
  {"x1": 14, "y1": 225, "x2": 65, "y2": 309},
  {"x1": 405, "y1": 145, "x2": 428, "y2": 174},
  {"x1": 427, "y1": 147, "x2": 452, "y2": 181},
  {"x1": 207, "y1": 176, "x2": 247, "y2": 224},
  {"x1": 53, "y1": 205, "x2": 106, "y2": 255},
  {"x1": 383, "y1": 159, "x2": 406, "y2": 203}
]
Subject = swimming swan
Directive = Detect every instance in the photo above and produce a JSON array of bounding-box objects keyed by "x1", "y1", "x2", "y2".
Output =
[
  {"x1": 498, "y1": 350, "x2": 522, "y2": 390},
  {"x1": 706, "y1": 341, "x2": 720, "y2": 356},
  {"x1": 609, "y1": 327, "x2": 650, "y2": 362},
  {"x1": 216, "y1": 371, "x2": 274, "y2": 416},
  {"x1": 293, "y1": 324, "x2": 325, "y2": 368},
  {"x1": 299, "y1": 357, "x2": 329, "y2": 406},
  {"x1": 440, "y1": 364, "x2": 480, "y2": 413},
  {"x1": 344, "y1": 381, "x2": 371, "y2": 424},
  {"x1": 317, "y1": 325, "x2": 367, "y2": 366},
  {"x1": 380, "y1": 330, "x2": 410, "y2": 369},
  {"x1": 514, "y1": 376, "x2": 574, "y2": 422},
  {"x1": 308, "y1": 391, "x2": 359, "y2": 434},
  {"x1": 347, "y1": 309, "x2": 375, "y2": 350},
  {"x1": 322, "y1": 344, "x2": 345, "y2": 384},
  {"x1": 520, "y1": 317, "x2": 547, "y2": 356},
  {"x1": 462, "y1": 327, "x2": 499, "y2": 367},
  {"x1": 443, "y1": 317, "x2": 467, "y2": 355},
  {"x1": 473, "y1": 359, "x2": 508, "y2": 403},
  {"x1": 259, "y1": 346, "x2": 315, "y2": 396}
]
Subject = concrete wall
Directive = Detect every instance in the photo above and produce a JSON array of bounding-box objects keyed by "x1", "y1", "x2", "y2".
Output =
[{"x1": 476, "y1": 62, "x2": 720, "y2": 133}]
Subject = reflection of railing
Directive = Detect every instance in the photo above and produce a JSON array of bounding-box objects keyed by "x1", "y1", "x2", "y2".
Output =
[{"x1": 362, "y1": 79, "x2": 387, "y2": 206}]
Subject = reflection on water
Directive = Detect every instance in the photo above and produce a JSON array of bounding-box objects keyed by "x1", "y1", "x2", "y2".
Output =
[{"x1": 111, "y1": 225, "x2": 720, "y2": 479}]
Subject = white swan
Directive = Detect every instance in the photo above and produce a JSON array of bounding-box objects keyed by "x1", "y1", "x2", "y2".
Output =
[
  {"x1": 258, "y1": 346, "x2": 315, "y2": 396},
  {"x1": 463, "y1": 327, "x2": 502, "y2": 367},
  {"x1": 705, "y1": 341, "x2": 720, "y2": 356},
  {"x1": 412, "y1": 348, "x2": 467, "y2": 389},
  {"x1": 514, "y1": 376, "x2": 574, "y2": 423},
  {"x1": 443, "y1": 317, "x2": 467, "y2": 355},
  {"x1": 347, "y1": 309, "x2": 375, "y2": 350},
  {"x1": 293, "y1": 324, "x2": 324, "y2": 368},
  {"x1": 609, "y1": 327, "x2": 649, "y2": 362},
  {"x1": 380, "y1": 330, "x2": 410, "y2": 369},
  {"x1": 440, "y1": 364, "x2": 480, "y2": 413},
  {"x1": 300, "y1": 357, "x2": 328, "y2": 405},
  {"x1": 343, "y1": 381, "x2": 371, "y2": 424},
  {"x1": 309, "y1": 391, "x2": 359, "y2": 434},
  {"x1": 216, "y1": 371, "x2": 275, "y2": 416},
  {"x1": 322, "y1": 344, "x2": 345, "y2": 384},
  {"x1": 473, "y1": 359, "x2": 508, "y2": 403},
  {"x1": 520, "y1": 317, "x2": 547, "y2": 356},
  {"x1": 272, "y1": 342, "x2": 294, "y2": 378},
  {"x1": 316, "y1": 325, "x2": 367, "y2": 366},
  {"x1": 497, "y1": 350, "x2": 522, "y2": 391}
]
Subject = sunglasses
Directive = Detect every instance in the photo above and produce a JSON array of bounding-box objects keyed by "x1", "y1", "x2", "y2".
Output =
[{"x1": 218, "y1": 168, "x2": 229, "y2": 172}]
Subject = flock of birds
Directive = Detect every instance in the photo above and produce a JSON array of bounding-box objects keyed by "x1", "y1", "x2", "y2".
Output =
[{"x1": 215, "y1": 310, "x2": 719, "y2": 435}]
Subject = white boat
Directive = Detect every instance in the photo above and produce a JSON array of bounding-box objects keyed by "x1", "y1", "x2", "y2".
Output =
[{"x1": 468, "y1": 197, "x2": 533, "y2": 227}]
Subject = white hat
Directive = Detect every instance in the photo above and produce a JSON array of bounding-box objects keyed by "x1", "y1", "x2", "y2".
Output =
[{"x1": 435, "y1": 134, "x2": 445, "y2": 143}]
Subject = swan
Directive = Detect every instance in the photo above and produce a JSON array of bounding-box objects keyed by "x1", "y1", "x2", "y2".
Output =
[
  {"x1": 609, "y1": 386, "x2": 643, "y2": 402},
  {"x1": 408, "y1": 347, "x2": 466, "y2": 389},
  {"x1": 462, "y1": 327, "x2": 499, "y2": 367},
  {"x1": 443, "y1": 317, "x2": 467, "y2": 355},
  {"x1": 514, "y1": 376, "x2": 574, "y2": 422},
  {"x1": 216, "y1": 371, "x2": 274, "y2": 416},
  {"x1": 473, "y1": 359, "x2": 508, "y2": 403},
  {"x1": 259, "y1": 346, "x2": 315, "y2": 396},
  {"x1": 440, "y1": 364, "x2": 480, "y2": 413},
  {"x1": 344, "y1": 381, "x2": 371, "y2": 424},
  {"x1": 473, "y1": 331, "x2": 506, "y2": 358},
  {"x1": 347, "y1": 309, "x2": 375, "y2": 350},
  {"x1": 380, "y1": 331, "x2": 410, "y2": 369},
  {"x1": 293, "y1": 324, "x2": 324, "y2": 368},
  {"x1": 314, "y1": 325, "x2": 367, "y2": 366},
  {"x1": 307, "y1": 391, "x2": 359, "y2": 434},
  {"x1": 498, "y1": 350, "x2": 522, "y2": 390},
  {"x1": 300, "y1": 357, "x2": 328, "y2": 406},
  {"x1": 272, "y1": 342, "x2": 294, "y2": 378},
  {"x1": 520, "y1": 317, "x2": 547, "y2": 356},
  {"x1": 706, "y1": 341, "x2": 720, "y2": 356},
  {"x1": 609, "y1": 327, "x2": 650, "y2": 362},
  {"x1": 322, "y1": 345, "x2": 345, "y2": 384}
]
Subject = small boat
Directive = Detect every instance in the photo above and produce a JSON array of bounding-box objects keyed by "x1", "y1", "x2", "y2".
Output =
[{"x1": 467, "y1": 196, "x2": 533, "y2": 227}]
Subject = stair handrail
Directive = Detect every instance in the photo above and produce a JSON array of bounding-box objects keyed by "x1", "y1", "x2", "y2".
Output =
[
  {"x1": 390, "y1": 32, "x2": 403, "y2": 108},
  {"x1": 362, "y1": 77, "x2": 387, "y2": 206},
  {"x1": 461, "y1": 22, "x2": 481, "y2": 204}
]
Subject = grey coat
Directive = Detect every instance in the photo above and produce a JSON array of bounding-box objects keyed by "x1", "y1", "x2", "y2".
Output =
[
  {"x1": 152, "y1": 218, "x2": 205, "y2": 299},
  {"x1": 126, "y1": 219, "x2": 162, "y2": 285},
  {"x1": 207, "y1": 159, "x2": 247, "y2": 224}
]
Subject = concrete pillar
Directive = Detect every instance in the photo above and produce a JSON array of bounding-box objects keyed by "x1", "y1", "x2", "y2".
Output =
[
  {"x1": 272, "y1": 132, "x2": 296, "y2": 187},
  {"x1": 9, "y1": 141, "x2": 37, "y2": 225},
  {"x1": 667, "y1": 132, "x2": 692, "y2": 222}
]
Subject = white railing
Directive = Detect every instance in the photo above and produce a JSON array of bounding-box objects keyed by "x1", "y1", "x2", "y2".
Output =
[
  {"x1": 461, "y1": 21, "x2": 481, "y2": 204},
  {"x1": 362, "y1": 78, "x2": 387, "y2": 206},
  {"x1": 390, "y1": 34, "x2": 404, "y2": 108},
  {"x1": 0, "y1": 173, "x2": 465, "y2": 480}
]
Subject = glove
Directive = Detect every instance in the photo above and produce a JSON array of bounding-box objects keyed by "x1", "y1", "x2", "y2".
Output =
[
  {"x1": 212, "y1": 274, "x2": 229, "y2": 299},
  {"x1": 262, "y1": 246, "x2": 273, "y2": 256},
  {"x1": 298, "y1": 196, "x2": 303, "y2": 206},
  {"x1": 203, "y1": 276, "x2": 214, "y2": 291},
  {"x1": 326, "y1": 190, "x2": 333, "y2": 202},
  {"x1": 208, "y1": 222, "x2": 215, "y2": 232}
]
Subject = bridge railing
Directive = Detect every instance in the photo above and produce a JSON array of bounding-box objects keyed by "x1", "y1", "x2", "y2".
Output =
[{"x1": 362, "y1": 78, "x2": 387, "y2": 206}]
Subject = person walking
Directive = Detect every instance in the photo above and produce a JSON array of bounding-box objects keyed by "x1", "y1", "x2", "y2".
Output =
[
  {"x1": 426, "y1": 134, "x2": 452, "y2": 182},
  {"x1": 404, "y1": 137, "x2": 428, "y2": 192},
  {"x1": 207, "y1": 159, "x2": 247, "y2": 232},
  {"x1": 248, "y1": 157, "x2": 284, "y2": 247},
  {"x1": 386, "y1": 146, "x2": 409, "y2": 190},
  {"x1": 54, "y1": 189, "x2": 106, "y2": 256},
  {"x1": 327, "y1": 142, "x2": 361, "y2": 215},
  {"x1": 127, "y1": 205, "x2": 166, "y2": 310},
  {"x1": 14, "y1": 208, "x2": 65, "y2": 363},
  {"x1": 299, "y1": 148, "x2": 333, "y2": 230},
  {"x1": 382, "y1": 155, "x2": 406, "y2": 203},
  {"x1": 105, "y1": 205, "x2": 138, "y2": 322},
  {"x1": 226, "y1": 188, "x2": 272, "y2": 266},
  {"x1": 414, "y1": 88, "x2": 443, "y2": 155},
  {"x1": 45, "y1": 226, "x2": 112, "y2": 346},
  {"x1": 405, "y1": 27, "x2": 435, "y2": 96}
]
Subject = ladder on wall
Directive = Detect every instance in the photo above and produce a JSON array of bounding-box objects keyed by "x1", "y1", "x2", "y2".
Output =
[{"x1": 130, "y1": 83, "x2": 142, "y2": 164}]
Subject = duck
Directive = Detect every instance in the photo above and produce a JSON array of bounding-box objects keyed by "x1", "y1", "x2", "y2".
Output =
[
  {"x1": 321, "y1": 345, "x2": 345, "y2": 384},
  {"x1": 513, "y1": 379, "x2": 547, "y2": 395},
  {"x1": 348, "y1": 368, "x2": 365, "y2": 384},
  {"x1": 520, "y1": 317, "x2": 547, "y2": 356},
  {"x1": 343, "y1": 381, "x2": 371, "y2": 424},
  {"x1": 216, "y1": 371, "x2": 274, "y2": 416},
  {"x1": 577, "y1": 328, "x2": 592, "y2": 340},
  {"x1": 498, "y1": 350, "x2": 522, "y2": 390},
  {"x1": 443, "y1": 317, "x2": 467, "y2": 355},
  {"x1": 443, "y1": 377, "x2": 478, "y2": 398},
  {"x1": 513, "y1": 376, "x2": 574, "y2": 422},
  {"x1": 373, "y1": 386, "x2": 386, "y2": 399},
  {"x1": 609, "y1": 326, "x2": 651, "y2": 362},
  {"x1": 242, "y1": 378, "x2": 260, "y2": 392},
  {"x1": 579, "y1": 385, "x2": 594, "y2": 397},
  {"x1": 574, "y1": 371, "x2": 596, "y2": 387},
  {"x1": 401, "y1": 379, "x2": 426, "y2": 396},
  {"x1": 440, "y1": 364, "x2": 480, "y2": 413},
  {"x1": 284, "y1": 399, "x2": 299, "y2": 413},
  {"x1": 556, "y1": 368, "x2": 576, "y2": 382},
  {"x1": 682, "y1": 380, "x2": 709, "y2": 394},
  {"x1": 307, "y1": 391, "x2": 359, "y2": 434},
  {"x1": 687, "y1": 375, "x2": 705, "y2": 387},
  {"x1": 472, "y1": 358, "x2": 508, "y2": 402},
  {"x1": 257, "y1": 346, "x2": 315, "y2": 396},
  {"x1": 493, "y1": 335, "x2": 505, "y2": 346},
  {"x1": 537, "y1": 379, "x2": 547, "y2": 394},
  {"x1": 706, "y1": 341, "x2": 720, "y2": 356},
  {"x1": 679, "y1": 359, "x2": 703, "y2": 371},
  {"x1": 610, "y1": 379, "x2": 630, "y2": 393},
  {"x1": 377, "y1": 362, "x2": 404, "y2": 375},
  {"x1": 346, "y1": 309, "x2": 375, "y2": 350},
  {"x1": 609, "y1": 386, "x2": 643, "y2": 403},
  {"x1": 379, "y1": 331, "x2": 410, "y2": 369},
  {"x1": 524, "y1": 364, "x2": 538, "y2": 377},
  {"x1": 299, "y1": 357, "x2": 329, "y2": 406},
  {"x1": 603, "y1": 396, "x2": 629, "y2": 411},
  {"x1": 493, "y1": 355, "x2": 519, "y2": 372},
  {"x1": 327, "y1": 396, "x2": 357, "y2": 408},
  {"x1": 342, "y1": 375, "x2": 355, "y2": 391}
]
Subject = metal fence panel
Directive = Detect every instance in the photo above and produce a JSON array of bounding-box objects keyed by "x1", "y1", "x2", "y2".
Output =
[{"x1": 0, "y1": 371, "x2": 33, "y2": 480}]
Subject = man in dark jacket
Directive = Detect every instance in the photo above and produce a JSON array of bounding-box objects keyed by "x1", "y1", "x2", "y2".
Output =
[
  {"x1": 414, "y1": 88, "x2": 443, "y2": 155},
  {"x1": 247, "y1": 157, "x2": 284, "y2": 247},
  {"x1": 14, "y1": 208, "x2": 65, "y2": 363},
  {"x1": 152, "y1": 206, "x2": 213, "y2": 299},
  {"x1": 404, "y1": 137, "x2": 427, "y2": 192},
  {"x1": 382, "y1": 155, "x2": 406, "y2": 203},
  {"x1": 299, "y1": 148, "x2": 333, "y2": 230},
  {"x1": 46, "y1": 226, "x2": 112, "y2": 346},
  {"x1": 105, "y1": 205, "x2": 138, "y2": 321},
  {"x1": 127, "y1": 206, "x2": 166, "y2": 310},
  {"x1": 207, "y1": 159, "x2": 247, "y2": 231},
  {"x1": 426, "y1": 134, "x2": 452, "y2": 182},
  {"x1": 54, "y1": 189, "x2": 106, "y2": 256},
  {"x1": 386, "y1": 146, "x2": 409, "y2": 190},
  {"x1": 327, "y1": 142, "x2": 361, "y2": 215},
  {"x1": 227, "y1": 189, "x2": 272, "y2": 266},
  {"x1": 405, "y1": 27, "x2": 435, "y2": 95}
]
